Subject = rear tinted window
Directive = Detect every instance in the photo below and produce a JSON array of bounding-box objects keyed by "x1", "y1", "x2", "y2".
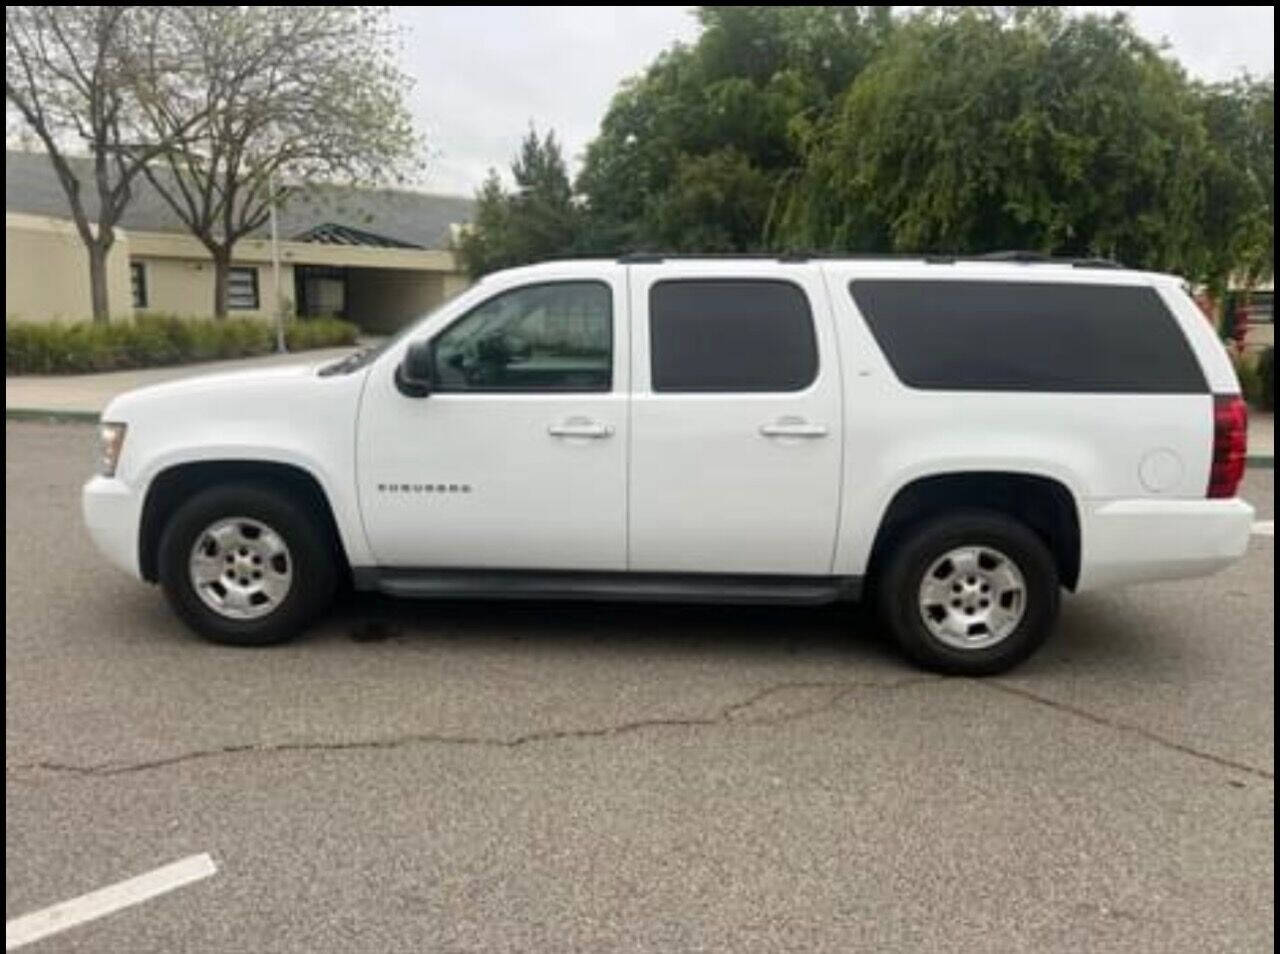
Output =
[
  {"x1": 850, "y1": 280, "x2": 1206, "y2": 393},
  {"x1": 650, "y1": 280, "x2": 818, "y2": 392}
]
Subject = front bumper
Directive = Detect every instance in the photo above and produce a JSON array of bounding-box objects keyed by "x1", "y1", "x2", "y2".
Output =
[
  {"x1": 1076, "y1": 496, "x2": 1256, "y2": 591},
  {"x1": 82, "y1": 475, "x2": 144, "y2": 579}
]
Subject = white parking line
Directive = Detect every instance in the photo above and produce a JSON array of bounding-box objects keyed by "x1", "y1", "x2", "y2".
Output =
[
  {"x1": 1253, "y1": 520, "x2": 1274, "y2": 537},
  {"x1": 5, "y1": 853, "x2": 216, "y2": 951}
]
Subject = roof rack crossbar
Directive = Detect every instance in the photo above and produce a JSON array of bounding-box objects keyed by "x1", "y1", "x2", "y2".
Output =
[
  {"x1": 1069, "y1": 257, "x2": 1123, "y2": 269},
  {"x1": 976, "y1": 250, "x2": 1053, "y2": 263}
]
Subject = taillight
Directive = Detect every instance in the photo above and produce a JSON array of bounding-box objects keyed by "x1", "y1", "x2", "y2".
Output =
[{"x1": 1207, "y1": 394, "x2": 1247, "y2": 498}]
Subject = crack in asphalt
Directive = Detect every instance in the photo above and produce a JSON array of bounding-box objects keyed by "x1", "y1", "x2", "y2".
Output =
[
  {"x1": 10, "y1": 675, "x2": 1272, "y2": 784},
  {"x1": 983, "y1": 680, "x2": 1274, "y2": 781},
  {"x1": 6, "y1": 677, "x2": 937, "y2": 781}
]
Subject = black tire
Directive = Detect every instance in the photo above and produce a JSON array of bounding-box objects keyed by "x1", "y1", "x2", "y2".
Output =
[
  {"x1": 876, "y1": 510, "x2": 1060, "y2": 676},
  {"x1": 157, "y1": 482, "x2": 337, "y2": 646}
]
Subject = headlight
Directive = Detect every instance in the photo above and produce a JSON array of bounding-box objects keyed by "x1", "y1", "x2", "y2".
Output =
[{"x1": 98, "y1": 422, "x2": 127, "y2": 477}]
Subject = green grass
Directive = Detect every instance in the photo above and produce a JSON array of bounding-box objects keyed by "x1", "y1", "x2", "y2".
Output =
[{"x1": 6, "y1": 315, "x2": 358, "y2": 375}]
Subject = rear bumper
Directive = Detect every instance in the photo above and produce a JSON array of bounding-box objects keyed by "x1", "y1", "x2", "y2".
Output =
[
  {"x1": 1076, "y1": 496, "x2": 1255, "y2": 591},
  {"x1": 82, "y1": 476, "x2": 143, "y2": 579}
]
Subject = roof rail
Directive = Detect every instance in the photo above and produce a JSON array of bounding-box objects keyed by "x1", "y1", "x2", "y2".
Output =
[
  {"x1": 616, "y1": 251, "x2": 802, "y2": 264},
  {"x1": 611, "y1": 251, "x2": 1125, "y2": 269},
  {"x1": 616, "y1": 251, "x2": 917, "y2": 264},
  {"x1": 978, "y1": 250, "x2": 1123, "y2": 269},
  {"x1": 977, "y1": 250, "x2": 1053, "y2": 263}
]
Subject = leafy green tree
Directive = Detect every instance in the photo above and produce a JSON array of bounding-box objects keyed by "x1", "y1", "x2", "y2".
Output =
[
  {"x1": 473, "y1": 4, "x2": 1271, "y2": 291},
  {"x1": 132, "y1": 6, "x2": 422, "y2": 317},
  {"x1": 455, "y1": 127, "x2": 579, "y2": 279},
  {"x1": 649, "y1": 148, "x2": 774, "y2": 251},
  {"x1": 773, "y1": 7, "x2": 1273, "y2": 290},
  {"x1": 6, "y1": 6, "x2": 201, "y2": 321},
  {"x1": 777, "y1": 10, "x2": 1183, "y2": 256},
  {"x1": 576, "y1": 6, "x2": 894, "y2": 252},
  {"x1": 1192, "y1": 76, "x2": 1273, "y2": 297}
]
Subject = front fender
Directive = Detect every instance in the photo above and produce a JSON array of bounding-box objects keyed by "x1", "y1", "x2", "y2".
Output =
[{"x1": 132, "y1": 442, "x2": 374, "y2": 568}]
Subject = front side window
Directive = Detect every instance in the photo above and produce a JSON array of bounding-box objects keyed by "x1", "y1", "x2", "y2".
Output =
[
  {"x1": 649, "y1": 279, "x2": 818, "y2": 392},
  {"x1": 432, "y1": 281, "x2": 612, "y2": 392},
  {"x1": 227, "y1": 267, "x2": 260, "y2": 310}
]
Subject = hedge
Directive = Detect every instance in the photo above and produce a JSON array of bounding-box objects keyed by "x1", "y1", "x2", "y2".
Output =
[
  {"x1": 1257, "y1": 346, "x2": 1274, "y2": 412},
  {"x1": 1231, "y1": 345, "x2": 1275, "y2": 413},
  {"x1": 6, "y1": 315, "x2": 358, "y2": 375}
]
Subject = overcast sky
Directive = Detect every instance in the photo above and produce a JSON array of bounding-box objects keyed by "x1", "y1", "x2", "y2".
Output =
[{"x1": 393, "y1": 5, "x2": 1275, "y2": 197}]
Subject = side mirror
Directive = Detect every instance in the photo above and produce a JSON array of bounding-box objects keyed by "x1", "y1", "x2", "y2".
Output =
[{"x1": 395, "y1": 340, "x2": 435, "y2": 397}]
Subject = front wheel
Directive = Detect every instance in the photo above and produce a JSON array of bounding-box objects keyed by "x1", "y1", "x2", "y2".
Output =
[
  {"x1": 157, "y1": 482, "x2": 337, "y2": 646},
  {"x1": 876, "y1": 510, "x2": 1060, "y2": 675}
]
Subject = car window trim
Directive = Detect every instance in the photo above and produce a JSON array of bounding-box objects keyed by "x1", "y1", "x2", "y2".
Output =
[
  {"x1": 429, "y1": 279, "x2": 616, "y2": 394},
  {"x1": 647, "y1": 276, "x2": 820, "y2": 394},
  {"x1": 847, "y1": 277, "x2": 1209, "y2": 395}
]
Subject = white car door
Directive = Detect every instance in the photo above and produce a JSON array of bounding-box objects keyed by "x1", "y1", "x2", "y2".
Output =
[
  {"x1": 356, "y1": 265, "x2": 629, "y2": 570},
  {"x1": 627, "y1": 262, "x2": 844, "y2": 575}
]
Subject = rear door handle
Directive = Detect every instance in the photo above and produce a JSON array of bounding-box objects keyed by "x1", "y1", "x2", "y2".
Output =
[
  {"x1": 548, "y1": 420, "x2": 614, "y2": 439},
  {"x1": 759, "y1": 421, "x2": 829, "y2": 438}
]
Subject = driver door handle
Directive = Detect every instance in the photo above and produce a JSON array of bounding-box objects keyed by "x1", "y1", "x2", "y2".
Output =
[{"x1": 548, "y1": 420, "x2": 614, "y2": 439}]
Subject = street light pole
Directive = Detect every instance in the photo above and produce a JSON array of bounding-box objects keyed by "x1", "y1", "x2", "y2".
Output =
[{"x1": 269, "y1": 171, "x2": 285, "y2": 353}]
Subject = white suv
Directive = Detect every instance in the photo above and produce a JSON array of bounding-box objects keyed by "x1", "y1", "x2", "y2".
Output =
[{"x1": 83, "y1": 254, "x2": 1254, "y2": 674}]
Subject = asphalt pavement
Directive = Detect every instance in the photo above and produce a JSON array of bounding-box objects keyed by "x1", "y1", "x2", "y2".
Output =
[{"x1": 5, "y1": 421, "x2": 1274, "y2": 953}]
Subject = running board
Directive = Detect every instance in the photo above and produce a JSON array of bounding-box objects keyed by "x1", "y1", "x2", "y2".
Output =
[{"x1": 354, "y1": 568, "x2": 861, "y2": 606}]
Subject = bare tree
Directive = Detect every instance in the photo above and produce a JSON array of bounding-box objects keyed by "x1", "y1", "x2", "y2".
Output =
[
  {"x1": 133, "y1": 6, "x2": 424, "y2": 318},
  {"x1": 5, "y1": 6, "x2": 198, "y2": 322}
]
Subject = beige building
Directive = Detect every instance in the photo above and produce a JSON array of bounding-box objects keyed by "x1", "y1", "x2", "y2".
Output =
[
  {"x1": 5, "y1": 151, "x2": 474, "y2": 332},
  {"x1": 1240, "y1": 281, "x2": 1274, "y2": 353}
]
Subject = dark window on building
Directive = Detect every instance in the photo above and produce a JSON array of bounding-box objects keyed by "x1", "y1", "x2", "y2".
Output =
[
  {"x1": 130, "y1": 262, "x2": 147, "y2": 309},
  {"x1": 849, "y1": 280, "x2": 1207, "y2": 393},
  {"x1": 228, "y1": 267, "x2": 260, "y2": 310},
  {"x1": 1246, "y1": 291, "x2": 1274, "y2": 324},
  {"x1": 433, "y1": 281, "x2": 612, "y2": 392},
  {"x1": 649, "y1": 279, "x2": 818, "y2": 392},
  {"x1": 295, "y1": 265, "x2": 347, "y2": 319}
]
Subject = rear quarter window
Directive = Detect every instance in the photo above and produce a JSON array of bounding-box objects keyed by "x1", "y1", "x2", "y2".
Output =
[{"x1": 849, "y1": 280, "x2": 1207, "y2": 393}]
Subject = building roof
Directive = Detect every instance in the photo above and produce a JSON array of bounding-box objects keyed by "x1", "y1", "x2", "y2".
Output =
[
  {"x1": 4, "y1": 151, "x2": 473, "y2": 250},
  {"x1": 290, "y1": 222, "x2": 424, "y2": 248}
]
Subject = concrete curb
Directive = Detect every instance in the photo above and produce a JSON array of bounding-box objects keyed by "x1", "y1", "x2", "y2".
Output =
[
  {"x1": 7, "y1": 408, "x2": 100, "y2": 424},
  {"x1": 5, "y1": 406, "x2": 1277, "y2": 468}
]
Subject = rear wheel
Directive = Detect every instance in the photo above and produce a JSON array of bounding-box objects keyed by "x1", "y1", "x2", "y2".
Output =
[
  {"x1": 157, "y1": 482, "x2": 337, "y2": 646},
  {"x1": 876, "y1": 510, "x2": 1059, "y2": 675}
]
